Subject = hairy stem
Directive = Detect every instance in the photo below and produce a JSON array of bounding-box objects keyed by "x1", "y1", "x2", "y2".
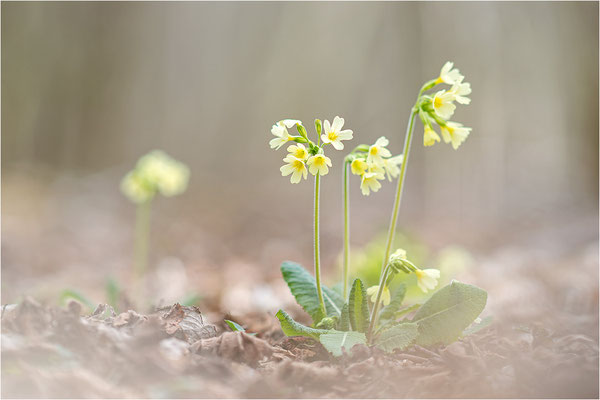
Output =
[
  {"x1": 343, "y1": 160, "x2": 350, "y2": 299},
  {"x1": 367, "y1": 264, "x2": 392, "y2": 342},
  {"x1": 314, "y1": 173, "x2": 327, "y2": 319}
]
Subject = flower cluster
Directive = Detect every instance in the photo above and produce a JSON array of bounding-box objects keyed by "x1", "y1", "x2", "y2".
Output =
[
  {"x1": 367, "y1": 248, "x2": 440, "y2": 306},
  {"x1": 346, "y1": 137, "x2": 403, "y2": 196},
  {"x1": 270, "y1": 116, "x2": 353, "y2": 184},
  {"x1": 121, "y1": 150, "x2": 190, "y2": 204},
  {"x1": 419, "y1": 62, "x2": 472, "y2": 150}
]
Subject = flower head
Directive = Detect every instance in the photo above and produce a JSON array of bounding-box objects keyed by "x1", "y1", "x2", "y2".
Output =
[
  {"x1": 432, "y1": 90, "x2": 457, "y2": 120},
  {"x1": 307, "y1": 153, "x2": 332, "y2": 176},
  {"x1": 382, "y1": 154, "x2": 403, "y2": 181},
  {"x1": 280, "y1": 155, "x2": 308, "y2": 184},
  {"x1": 360, "y1": 171, "x2": 384, "y2": 196},
  {"x1": 450, "y1": 81, "x2": 471, "y2": 105},
  {"x1": 367, "y1": 136, "x2": 392, "y2": 166},
  {"x1": 350, "y1": 158, "x2": 368, "y2": 176},
  {"x1": 415, "y1": 268, "x2": 440, "y2": 293},
  {"x1": 440, "y1": 122, "x2": 472, "y2": 150},
  {"x1": 321, "y1": 116, "x2": 353, "y2": 150},
  {"x1": 389, "y1": 248, "x2": 408, "y2": 263},
  {"x1": 437, "y1": 61, "x2": 463, "y2": 85},
  {"x1": 367, "y1": 285, "x2": 391, "y2": 306},
  {"x1": 121, "y1": 170, "x2": 154, "y2": 204},
  {"x1": 287, "y1": 143, "x2": 309, "y2": 160},
  {"x1": 270, "y1": 120, "x2": 303, "y2": 150},
  {"x1": 136, "y1": 150, "x2": 189, "y2": 197},
  {"x1": 423, "y1": 126, "x2": 441, "y2": 147}
]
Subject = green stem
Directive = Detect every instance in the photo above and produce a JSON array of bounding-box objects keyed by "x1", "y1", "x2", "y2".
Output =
[
  {"x1": 343, "y1": 160, "x2": 350, "y2": 299},
  {"x1": 134, "y1": 199, "x2": 152, "y2": 278},
  {"x1": 367, "y1": 263, "x2": 392, "y2": 342},
  {"x1": 380, "y1": 109, "x2": 418, "y2": 274},
  {"x1": 314, "y1": 173, "x2": 327, "y2": 319}
]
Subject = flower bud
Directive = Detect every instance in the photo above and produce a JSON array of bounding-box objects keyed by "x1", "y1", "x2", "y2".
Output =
[{"x1": 314, "y1": 119, "x2": 322, "y2": 136}]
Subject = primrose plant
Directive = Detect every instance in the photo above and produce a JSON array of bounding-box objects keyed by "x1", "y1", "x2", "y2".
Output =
[
  {"x1": 271, "y1": 62, "x2": 489, "y2": 357},
  {"x1": 121, "y1": 150, "x2": 190, "y2": 282}
]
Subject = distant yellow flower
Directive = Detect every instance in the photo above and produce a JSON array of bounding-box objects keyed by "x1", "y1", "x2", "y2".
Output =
[
  {"x1": 280, "y1": 155, "x2": 308, "y2": 184},
  {"x1": 360, "y1": 171, "x2": 384, "y2": 196},
  {"x1": 350, "y1": 158, "x2": 368, "y2": 176},
  {"x1": 287, "y1": 143, "x2": 309, "y2": 160},
  {"x1": 432, "y1": 90, "x2": 457, "y2": 120},
  {"x1": 121, "y1": 170, "x2": 154, "y2": 204},
  {"x1": 423, "y1": 126, "x2": 441, "y2": 147},
  {"x1": 382, "y1": 154, "x2": 403, "y2": 181},
  {"x1": 307, "y1": 154, "x2": 332, "y2": 176},
  {"x1": 367, "y1": 285, "x2": 391, "y2": 306},
  {"x1": 450, "y1": 81, "x2": 471, "y2": 105},
  {"x1": 321, "y1": 116, "x2": 353, "y2": 150},
  {"x1": 367, "y1": 136, "x2": 392, "y2": 166},
  {"x1": 440, "y1": 122, "x2": 472, "y2": 150},
  {"x1": 436, "y1": 61, "x2": 463, "y2": 85},
  {"x1": 136, "y1": 150, "x2": 189, "y2": 197},
  {"x1": 415, "y1": 269, "x2": 440, "y2": 293}
]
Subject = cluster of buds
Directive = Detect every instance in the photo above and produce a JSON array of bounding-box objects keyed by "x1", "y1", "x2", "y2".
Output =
[
  {"x1": 121, "y1": 150, "x2": 190, "y2": 204},
  {"x1": 418, "y1": 62, "x2": 472, "y2": 149},
  {"x1": 345, "y1": 137, "x2": 403, "y2": 196},
  {"x1": 270, "y1": 116, "x2": 353, "y2": 183},
  {"x1": 367, "y1": 248, "x2": 440, "y2": 306}
]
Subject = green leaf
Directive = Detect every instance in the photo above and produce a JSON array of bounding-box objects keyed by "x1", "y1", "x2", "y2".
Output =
[
  {"x1": 348, "y1": 279, "x2": 369, "y2": 333},
  {"x1": 462, "y1": 315, "x2": 493, "y2": 337},
  {"x1": 319, "y1": 331, "x2": 367, "y2": 357},
  {"x1": 281, "y1": 261, "x2": 344, "y2": 323},
  {"x1": 412, "y1": 281, "x2": 487, "y2": 346},
  {"x1": 59, "y1": 289, "x2": 95, "y2": 312},
  {"x1": 375, "y1": 322, "x2": 419, "y2": 353},
  {"x1": 276, "y1": 309, "x2": 328, "y2": 339},
  {"x1": 105, "y1": 277, "x2": 120, "y2": 312},
  {"x1": 379, "y1": 284, "x2": 407, "y2": 321},
  {"x1": 225, "y1": 319, "x2": 245, "y2": 332},
  {"x1": 396, "y1": 303, "x2": 421, "y2": 319},
  {"x1": 337, "y1": 303, "x2": 350, "y2": 331}
]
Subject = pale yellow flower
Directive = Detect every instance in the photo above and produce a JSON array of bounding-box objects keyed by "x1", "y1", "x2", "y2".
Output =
[
  {"x1": 280, "y1": 155, "x2": 308, "y2": 184},
  {"x1": 440, "y1": 122, "x2": 472, "y2": 150},
  {"x1": 415, "y1": 268, "x2": 440, "y2": 293},
  {"x1": 350, "y1": 158, "x2": 368, "y2": 176},
  {"x1": 367, "y1": 136, "x2": 392, "y2": 166},
  {"x1": 269, "y1": 122, "x2": 294, "y2": 150},
  {"x1": 382, "y1": 154, "x2": 403, "y2": 181},
  {"x1": 450, "y1": 80, "x2": 471, "y2": 105},
  {"x1": 307, "y1": 154, "x2": 332, "y2": 176},
  {"x1": 360, "y1": 171, "x2": 384, "y2": 196},
  {"x1": 287, "y1": 143, "x2": 309, "y2": 160},
  {"x1": 121, "y1": 170, "x2": 154, "y2": 204},
  {"x1": 367, "y1": 285, "x2": 391, "y2": 306},
  {"x1": 436, "y1": 61, "x2": 463, "y2": 85},
  {"x1": 136, "y1": 150, "x2": 189, "y2": 197},
  {"x1": 423, "y1": 126, "x2": 441, "y2": 147},
  {"x1": 321, "y1": 116, "x2": 353, "y2": 150},
  {"x1": 432, "y1": 90, "x2": 457, "y2": 120}
]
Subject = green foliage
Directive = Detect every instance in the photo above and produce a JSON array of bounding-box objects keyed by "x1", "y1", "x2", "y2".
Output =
[
  {"x1": 379, "y1": 284, "x2": 407, "y2": 321},
  {"x1": 275, "y1": 309, "x2": 328, "y2": 339},
  {"x1": 319, "y1": 331, "x2": 367, "y2": 357},
  {"x1": 337, "y1": 303, "x2": 350, "y2": 331},
  {"x1": 59, "y1": 289, "x2": 95, "y2": 312},
  {"x1": 375, "y1": 322, "x2": 419, "y2": 353},
  {"x1": 462, "y1": 315, "x2": 493, "y2": 337},
  {"x1": 412, "y1": 281, "x2": 487, "y2": 346},
  {"x1": 281, "y1": 261, "x2": 344, "y2": 323},
  {"x1": 225, "y1": 319, "x2": 245, "y2": 332},
  {"x1": 105, "y1": 277, "x2": 120, "y2": 312},
  {"x1": 348, "y1": 279, "x2": 369, "y2": 333}
]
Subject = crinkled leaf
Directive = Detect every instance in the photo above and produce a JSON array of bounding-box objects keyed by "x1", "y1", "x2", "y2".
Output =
[
  {"x1": 319, "y1": 331, "x2": 367, "y2": 357},
  {"x1": 281, "y1": 261, "x2": 344, "y2": 323},
  {"x1": 225, "y1": 319, "x2": 245, "y2": 332},
  {"x1": 462, "y1": 315, "x2": 493, "y2": 337},
  {"x1": 276, "y1": 309, "x2": 328, "y2": 339},
  {"x1": 337, "y1": 303, "x2": 350, "y2": 331},
  {"x1": 412, "y1": 281, "x2": 487, "y2": 346},
  {"x1": 379, "y1": 284, "x2": 407, "y2": 321},
  {"x1": 348, "y1": 279, "x2": 369, "y2": 333},
  {"x1": 375, "y1": 322, "x2": 419, "y2": 353}
]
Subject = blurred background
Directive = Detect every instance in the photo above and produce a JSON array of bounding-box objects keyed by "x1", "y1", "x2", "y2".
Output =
[{"x1": 2, "y1": 2, "x2": 598, "y2": 331}]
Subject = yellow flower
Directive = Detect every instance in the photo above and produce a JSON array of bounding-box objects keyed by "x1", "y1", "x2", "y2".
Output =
[
  {"x1": 270, "y1": 120, "x2": 302, "y2": 150},
  {"x1": 440, "y1": 122, "x2": 472, "y2": 150},
  {"x1": 307, "y1": 154, "x2": 332, "y2": 176},
  {"x1": 121, "y1": 170, "x2": 154, "y2": 204},
  {"x1": 450, "y1": 80, "x2": 471, "y2": 105},
  {"x1": 366, "y1": 285, "x2": 391, "y2": 306},
  {"x1": 321, "y1": 116, "x2": 353, "y2": 150},
  {"x1": 432, "y1": 90, "x2": 457, "y2": 120},
  {"x1": 360, "y1": 171, "x2": 384, "y2": 196},
  {"x1": 136, "y1": 150, "x2": 189, "y2": 197},
  {"x1": 367, "y1": 136, "x2": 392, "y2": 166},
  {"x1": 423, "y1": 126, "x2": 441, "y2": 147},
  {"x1": 287, "y1": 143, "x2": 308, "y2": 160},
  {"x1": 436, "y1": 61, "x2": 463, "y2": 85},
  {"x1": 382, "y1": 154, "x2": 403, "y2": 181},
  {"x1": 414, "y1": 268, "x2": 440, "y2": 293},
  {"x1": 280, "y1": 155, "x2": 308, "y2": 184},
  {"x1": 350, "y1": 158, "x2": 368, "y2": 176}
]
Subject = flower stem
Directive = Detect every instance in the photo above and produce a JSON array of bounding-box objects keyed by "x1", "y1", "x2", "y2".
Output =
[
  {"x1": 343, "y1": 160, "x2": 350, "y2": 299},
  {"x1": 134, "y1": 199, "x2": 152, "y2": 279},
  {"x1": 314, "y1": 173, "x2": 327, "y2": 319},
  {"x1": 367, "y1": 263, "x2": 392, "y2": 342},
  {"x1": 380, "y1": 109, "x2": 418, "y2": 275}
]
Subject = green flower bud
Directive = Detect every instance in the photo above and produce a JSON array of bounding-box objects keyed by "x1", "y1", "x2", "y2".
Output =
[
  {"x1": 316, "y1": 316, "x2": 337, "y2": 330},
  {"x1": 296, "y1": 124, "x2": 309, "y2": 141},
  {"x1": 314, "y1": 119, "x2": 322, "y2": 136}
]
